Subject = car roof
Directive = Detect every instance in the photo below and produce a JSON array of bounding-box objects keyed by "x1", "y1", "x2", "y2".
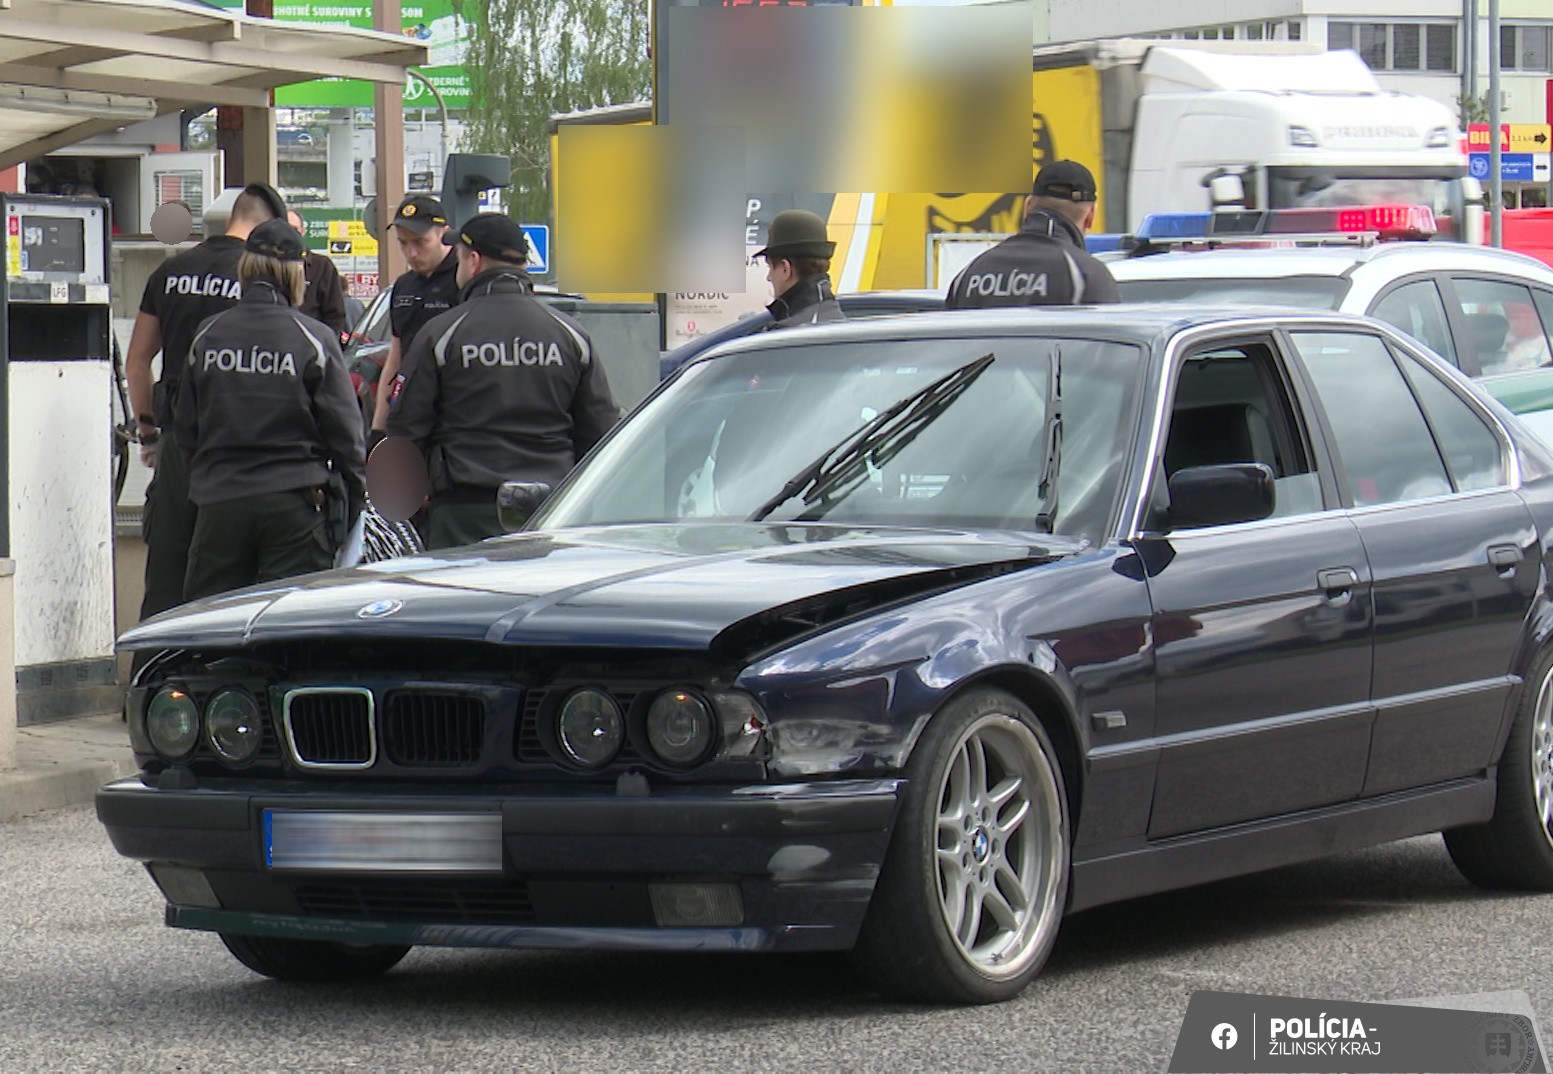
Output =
[
  {"x1": 840, "y1": 288, "x2": 944, "y2": 308},
  {"x1": 1110, "y1": 241, "x2": 1553, "y2": 283},
  {"x1": 695, "y1": 303, "x2": 1375, "y2": 360}
]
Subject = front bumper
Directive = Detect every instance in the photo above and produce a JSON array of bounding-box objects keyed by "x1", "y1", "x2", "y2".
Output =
[{"x1": 96, "y1": 775, "x2": 901, "y2": 953}]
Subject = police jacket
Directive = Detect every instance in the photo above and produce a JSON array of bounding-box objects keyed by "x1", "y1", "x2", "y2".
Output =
[
  {"x1": 138, "y1": 234, "x2": 245, "y2": 420},
  {"x1": 174, "y1": 281, "x2": 367, "y2": 521},
  {"x1": 945, "y1": 209, "x2": 1119, "y2": 309},
  {"x1": 387, "y1": 268, "x2": 622, "y2": 494},
  {"x1": 764, "y1": 273, "x2": 845, "y2": 330},
  {"x1": 389, "y1": 250, "x2": 461, "y2": 350}
]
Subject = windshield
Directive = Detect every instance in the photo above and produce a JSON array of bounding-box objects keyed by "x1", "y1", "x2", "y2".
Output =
[
  {"x1": 1116, "y1": 276, "x2": 1349, "y2": 309},
  {"x1": 1266, "y1": 171, "x2": 1466, "y2": 240},
  {"x1": 537, "y1": 335, "x2": 1146, "y2": 543}
]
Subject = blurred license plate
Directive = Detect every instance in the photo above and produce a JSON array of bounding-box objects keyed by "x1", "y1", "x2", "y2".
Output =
[{"x1": 264, "y1": 811, "x2": 504, "y2": 872}]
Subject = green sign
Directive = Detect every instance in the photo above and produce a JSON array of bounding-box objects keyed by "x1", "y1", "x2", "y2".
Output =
[{"x1": 202, "y1": 2, "x2": 471, "y2": 110}]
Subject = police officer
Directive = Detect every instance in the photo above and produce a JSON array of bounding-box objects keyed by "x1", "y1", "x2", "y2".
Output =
[
  {"x1": 370, "y1": 195, "x2": 460, "y2": 441},
  {"x1": 287, "y1": 209, "x2": 349, "y2": 339},
  {"x1": 756, "y1": 209, "x2": 845, "y2": 329},
  {"x1": 386, "y1": 213, "x2": 621, "y2": 548},
  {"x1": 126, "y1": 181, "x2": 286, "y2": 623},
  {"x1": 945, "y1": 160, "x2": 1120, "y2": 309},
  {"x1": 174, "y1": 218, "x2": 366, "y2": 602}
]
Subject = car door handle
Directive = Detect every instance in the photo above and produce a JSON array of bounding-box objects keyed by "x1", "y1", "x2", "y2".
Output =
[
  {"x1": 1488, "y1": 543, "x2": 1522, "y2": 576},
  {"x1": 1317, "y1": 567, "x2": 1359, "y2": 591},
  {"x1": 1317, "y1": 567, "x2": 1360, "y2": 605}
]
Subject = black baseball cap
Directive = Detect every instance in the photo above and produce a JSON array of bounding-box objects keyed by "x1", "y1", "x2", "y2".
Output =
[
  {"x1": 443, "y1": 212, "x2": 528, "y2": 262},
  {"x1": 245, "y1": 217, "x2": 305, "y2": 262},
  {"x1": 1033, "y1": 160, "x2": 1098, "y2": 203},
  {"x1": 390, "y1": 195, "x2": 449, "y2": 233}
]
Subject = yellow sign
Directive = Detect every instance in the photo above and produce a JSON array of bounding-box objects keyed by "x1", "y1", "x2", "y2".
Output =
[
  {"x1": 327, "y1": 220, "x2": 378, "y2": 258},
  {"x1": 1509, "y1": 124, "x2": 1552, "y2": 154},
  {"x1": 866, "y1": 64, "x2": 1104, "y2": 290}
]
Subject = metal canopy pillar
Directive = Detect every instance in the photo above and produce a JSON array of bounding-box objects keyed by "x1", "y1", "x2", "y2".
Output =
[{"x1": 375, "y1": 0, "x2": 407, "y2": 286}]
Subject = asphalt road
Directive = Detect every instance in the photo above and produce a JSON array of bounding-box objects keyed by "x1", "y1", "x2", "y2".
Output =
[{"x1": 5, "y1": 805, "x2": 1552, "y2": 1074}]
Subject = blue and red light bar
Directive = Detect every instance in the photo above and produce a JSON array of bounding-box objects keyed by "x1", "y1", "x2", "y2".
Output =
[{"x1": 1133, "y1": 204, "x2": 1438, "y2": 247}]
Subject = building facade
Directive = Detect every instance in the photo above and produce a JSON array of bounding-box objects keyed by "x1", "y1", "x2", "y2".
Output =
[{"x1": 1046, "y1": 0, "x2": 1551, "y2": 127}]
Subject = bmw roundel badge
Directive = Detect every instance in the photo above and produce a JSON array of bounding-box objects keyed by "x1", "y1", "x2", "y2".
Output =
[{"x1": 356, "y1": 598, "x2": 404, "y2": 619}]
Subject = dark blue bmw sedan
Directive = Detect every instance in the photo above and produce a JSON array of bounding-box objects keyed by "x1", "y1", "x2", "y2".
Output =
[{"x1": 100, "y1": 306, "x2": 1553, "y2": 1004}]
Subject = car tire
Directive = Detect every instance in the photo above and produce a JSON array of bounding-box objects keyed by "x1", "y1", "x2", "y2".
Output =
[
  {"x1": 850, "y1": 688, "x2": 1069, "y2": 1005},
  {"x1": 219, "y1": 934, "x2": 411, "y2": 982},
  {"x1": 1444, "y1": 647, "x2": 1553, "y2": 890}
]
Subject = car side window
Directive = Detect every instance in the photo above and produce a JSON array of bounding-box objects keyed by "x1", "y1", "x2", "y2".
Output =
[
  {"x1": 1162, "y1": 341, "x2": 1323, "y2": 521},
  {"x1": 1452, "y1": 277, "x2": 1553, "y2": 375},
  {"x1": 1291, "y1": 332, "x2": 1452, "y2": 507},
  {"x1": 1395, "y1": 352, "x2": 1507, "y2": 492},
  {"x1": 1370, "y1": 280, "x2": 1458, "y2": 367}
]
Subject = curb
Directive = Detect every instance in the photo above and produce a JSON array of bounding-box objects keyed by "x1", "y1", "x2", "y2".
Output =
[{"x1": 0, "y1": 756, "x2": 140, "y2": 824}]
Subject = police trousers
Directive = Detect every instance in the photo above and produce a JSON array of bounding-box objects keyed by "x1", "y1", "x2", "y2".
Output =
[
  {"x1": 140, "y1": 426, "x2": 199, "y2": 623},
  {"x1": 426, "y1": 485, "x2": 502, "y2": 550},
  {"x1": 183, "y1": 489, "x2": 333, "y2": 603}
]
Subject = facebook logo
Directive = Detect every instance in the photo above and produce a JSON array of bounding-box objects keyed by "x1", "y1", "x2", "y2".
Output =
[{"x1": 1211, "y1": 1023, "x2": 1238, "y2": 1050}]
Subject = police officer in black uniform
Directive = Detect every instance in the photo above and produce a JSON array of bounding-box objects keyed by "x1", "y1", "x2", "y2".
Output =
[
  {"x1": 945, "y1": 160, "x2": 1120, "y2": 309},
  {"x1": 174, "y1": 218, "x2": 366, "y2": 602},
  {"x1": 370, "y1": 195, "x2": 460, "y2": 441},
  {"x1": 386, "y1": 213, "x2": 621, "y2": 548},
  {"x1": 287, "y1": 209, "x2": 348, "y2": 339},
  {"x1": 126, "y1": 182, "x2": 286, "y2": 623},
  {"x1": 757, "y1": 209, "x2": 845, "y2": 330}
]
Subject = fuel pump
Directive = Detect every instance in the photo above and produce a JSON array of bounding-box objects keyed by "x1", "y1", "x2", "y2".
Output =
[{"x1": 1, "y1": 194, "x2": 118, "y2": 723}]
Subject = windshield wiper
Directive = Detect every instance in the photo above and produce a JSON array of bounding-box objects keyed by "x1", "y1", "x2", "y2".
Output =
[
  {"x1": 1033, "y1": 347, "x2": 1062, "y2": 532},
  {"x1": 748, "y1": 352, "x2": 996, "y2": 522}
]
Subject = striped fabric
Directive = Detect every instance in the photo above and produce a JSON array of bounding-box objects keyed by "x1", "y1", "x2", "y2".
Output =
[{"x1": 359, "y1": 501, "x2": 424, "y2": 563}]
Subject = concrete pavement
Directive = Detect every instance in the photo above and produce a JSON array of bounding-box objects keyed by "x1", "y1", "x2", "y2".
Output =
[{"x1": 0, "y1": 714, "x2": 137, "y2": 824}]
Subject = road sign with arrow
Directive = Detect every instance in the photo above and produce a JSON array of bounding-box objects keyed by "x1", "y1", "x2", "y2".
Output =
[{"x1": 1508, "y1": 124, "x2": 1551, "y2": 153}]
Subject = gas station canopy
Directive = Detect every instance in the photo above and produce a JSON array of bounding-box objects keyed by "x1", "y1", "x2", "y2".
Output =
[{"x1": 0, "y1": 0, "x2": 429, "y2": 168}]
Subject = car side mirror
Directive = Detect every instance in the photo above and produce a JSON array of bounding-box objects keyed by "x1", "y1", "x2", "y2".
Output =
[
  {"x1": 1206, "y1": 173, "x2": 1247, "y2": 209},
  {"x1": 497, "y1": 481, "x2": 552, "y2": 533},
  {"x1": 1167, "y1": 463, "x2": 1274, "y2": 529}
]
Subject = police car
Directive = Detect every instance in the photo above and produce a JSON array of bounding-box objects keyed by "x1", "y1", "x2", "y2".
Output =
[{"x1": 1108, "y1": 205, "x2": 1553, "y2": 444}]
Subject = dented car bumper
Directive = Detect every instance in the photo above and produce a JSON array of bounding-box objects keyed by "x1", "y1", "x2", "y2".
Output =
[{"x1": 96, "y1": 774, "x2": 902, "y2": 953}]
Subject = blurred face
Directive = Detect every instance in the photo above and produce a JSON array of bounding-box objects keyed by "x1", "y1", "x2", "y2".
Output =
[
  {"x1": 765, "y1": 255, "x2": 798, "y2": 299},
  {"x1": 395, "y1": 223, "x2": 449, "y2": 275},
  {"x1": 286, "y1": 210, "x2": 305, "y2": 235}
]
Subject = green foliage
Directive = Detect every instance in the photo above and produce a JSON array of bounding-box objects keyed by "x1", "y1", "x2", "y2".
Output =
[
  {"x1": 463, "y1": 0, "x2": 651, "y2": 226},
  {"x1": 1457, "y1": 92, "x2": 1490, "y2": 128}
]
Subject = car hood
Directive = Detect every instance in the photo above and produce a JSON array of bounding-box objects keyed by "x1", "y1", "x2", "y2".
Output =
[{"x1": 119, "y1": 523, "x2": 1081, "y2": 655}]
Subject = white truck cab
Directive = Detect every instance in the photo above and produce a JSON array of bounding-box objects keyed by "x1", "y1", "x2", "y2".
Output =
[{"x1": 1124, "y1": 46, "x2": 1481, "y2": 242}]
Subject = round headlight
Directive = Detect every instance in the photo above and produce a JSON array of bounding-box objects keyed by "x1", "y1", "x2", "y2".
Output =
[
  {"x1": 556, "y1": 688, "x2": 624, "y2": 768},
  {"x1": 205, "y1": 688, "x2": 263, "y2": 765},
  {"x1": 646, "y1": 688, "x2": 716, "y2": 767},
  {"x1": 146, "y1": 685, "x2": 200, "y2": 760}
]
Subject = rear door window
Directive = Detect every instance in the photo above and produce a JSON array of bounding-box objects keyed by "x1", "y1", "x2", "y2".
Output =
[
  {"x1": 1370, "y1": 280, "x2": 1458, "y2": 367},
  {"x1": 1396, "y1": 355, "x2": 1506, "y2": 491},
  {"x1": 1450, "y1": 277, "x2": 1553, "y2": 374},
  {"x1": 1290, "y1": 331, "x2": 1452, "y2": 506}
]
